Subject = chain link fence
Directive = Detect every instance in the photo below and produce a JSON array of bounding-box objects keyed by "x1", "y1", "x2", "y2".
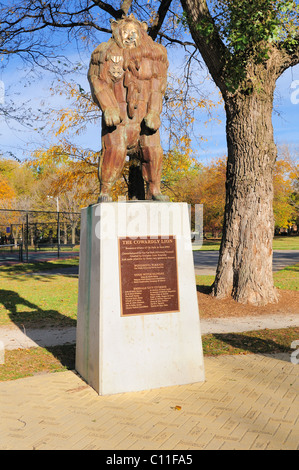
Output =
[{"x1": 0, "y1": 209, "x2": 81, "y2": 263}]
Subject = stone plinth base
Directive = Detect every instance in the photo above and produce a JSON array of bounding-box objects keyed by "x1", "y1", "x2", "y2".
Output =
[{"x1": 75, "y1": 202, "x2": 205, "y2": 395}]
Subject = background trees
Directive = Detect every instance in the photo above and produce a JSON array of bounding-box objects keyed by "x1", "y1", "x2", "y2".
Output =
[
  {"x1": 0, "y1": 146, "x2": 298, "y2": 243},
  {"x1": 181, "y1": 0, "x2": 299, "y2": 305},
  {"x1": 0, "y1": 0, "x2": 298, "y2": 305}
]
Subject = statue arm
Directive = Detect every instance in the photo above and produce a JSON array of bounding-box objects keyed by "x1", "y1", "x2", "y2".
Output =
[
  {"x1": 88, "y1": 47, "x2": 121, "y2": 127},
  {"x1": 144, "y1": 57, "x2": 168, "y2": 131}
]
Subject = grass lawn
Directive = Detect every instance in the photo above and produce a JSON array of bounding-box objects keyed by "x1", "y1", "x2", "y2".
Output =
[
  {"x1": 195, "y1": 239, "x2": 221, "y2": 251},
  {"x1": 0, "y1": 327, "x2": 298, "y2": 381},
  {"x1": 272, "y1": 236, "x2": 299, "y2": 250},
  {"x1": 195, "y1": 236, "x2": 299, "y2": 251},
  {"x1": 0, "y1": 258, "x2": 298, "y2": 381},
  {"x1": 195, "y1": 263, "x2": 299, "y2": 291},
  {"x1": 273, "y1": 263, "x2": 299, "y2": 291},
  {"x1": 202, "y1": 327, "x2": 299, "y2": 357},
  {"x1": 0, "y1": 259, "x2": 78, "y2": 327},
  {"x1": 0, "y1": 345, "x2": 75, "y2": 381}
]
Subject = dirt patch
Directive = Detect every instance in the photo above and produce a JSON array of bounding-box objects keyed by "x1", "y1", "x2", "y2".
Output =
[{"x1": 197, "y1": 287, "x2": 299, "y2": 318}]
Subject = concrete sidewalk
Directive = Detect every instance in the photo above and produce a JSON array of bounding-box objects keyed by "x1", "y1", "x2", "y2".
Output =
[
  {"x1": 1, "y1": 312, "x2": 298, "y2": 351},
  {"x1": 0, "y1": 354, "x2": 298, "y2": 450}
]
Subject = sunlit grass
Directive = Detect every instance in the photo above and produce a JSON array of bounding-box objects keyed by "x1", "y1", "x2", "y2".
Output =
[{"x1": 195, "y1": 236, "x2": 299, "y2": 251}]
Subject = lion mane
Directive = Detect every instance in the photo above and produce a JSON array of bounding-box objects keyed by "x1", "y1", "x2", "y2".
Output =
[
  {"x1": 92, "y1": 14, "x2": 168, "y2": 78},
  {"x1": 109, "y1": 14, "x2": 168, "y2": 65}
]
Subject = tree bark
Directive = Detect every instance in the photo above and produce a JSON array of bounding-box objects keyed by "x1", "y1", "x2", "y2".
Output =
[
  {"x1": 212, "y1": 77, "x2": 279, "y2": 305},
  {"x1": 179, "y1": 0, "x2": 296, "y2": 305}
]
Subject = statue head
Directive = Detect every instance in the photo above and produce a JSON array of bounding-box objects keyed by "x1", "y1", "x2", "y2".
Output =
[{"x1": 110, "y1": 14, "x2": 148, "y2": 49}]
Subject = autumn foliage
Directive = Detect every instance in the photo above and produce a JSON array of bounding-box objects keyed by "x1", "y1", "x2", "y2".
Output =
[
  {"x1": 1, "y1": 148, "x2": 297, "y2": 237},
  {"x1": 0, "y1": 81, "x2": 297, "y2": 236},
  {"x1": 0, "y1": 176, "x2": 15, "y2": 202},
  {"x1": 164, "y1": 154, "x2": 298, "y2": 236}
]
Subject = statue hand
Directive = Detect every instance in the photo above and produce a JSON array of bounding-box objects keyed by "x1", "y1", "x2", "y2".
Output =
[
  {"x1": 144, "y1": 111, "x2": 161, "y2": 131},
  {"x1": 104, "y1": 107, "x2": 121, "y2": 127}
]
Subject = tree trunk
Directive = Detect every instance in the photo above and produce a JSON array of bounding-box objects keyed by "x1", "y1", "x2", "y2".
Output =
[
  {"x1": 212, "y1": 83, "x2": 278, "y2": 305},
  {"x1": 180, "y1": 0, "x2": 299, "y2": 306},
  {"x1": 63, "y1": 222, "x2": 68, "y2": 244},
  {"x1": 71, "y1": 224, "x2": 76, "y2": 245}
]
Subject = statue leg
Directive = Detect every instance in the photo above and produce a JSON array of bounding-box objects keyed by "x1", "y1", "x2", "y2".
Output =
[
  {"x1": 98, "y1": 127, "x2": 127, "y2": 202},
  {"x1": 140, "y1": 131, "x2": 168, "y2": 201}
]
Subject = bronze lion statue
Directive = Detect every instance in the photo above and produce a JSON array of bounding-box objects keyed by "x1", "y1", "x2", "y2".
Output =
[{"x1": 88, "y1": 14, "x2": 168, "y2": 201}]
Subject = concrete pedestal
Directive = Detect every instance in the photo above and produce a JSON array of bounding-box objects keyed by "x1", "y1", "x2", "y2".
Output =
[{"x1": 75, "y1": 202, "x2": 205, "y2": 395}]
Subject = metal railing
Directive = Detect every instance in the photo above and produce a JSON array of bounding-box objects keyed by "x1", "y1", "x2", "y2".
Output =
[
  {"x1": 0, "y1": 209, "x2": 81, "y2": 263},
  {"x1": 0, "y1": 244, "x2": 23, "y2": 262}
]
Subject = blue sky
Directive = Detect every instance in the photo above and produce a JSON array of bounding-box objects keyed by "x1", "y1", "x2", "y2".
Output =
[
  {"x1": 192, "y1": 63, "x2": 299, "y2": 161},
  {"x1": 0, "y1": 41, "x2": 298, "y2": 163}
]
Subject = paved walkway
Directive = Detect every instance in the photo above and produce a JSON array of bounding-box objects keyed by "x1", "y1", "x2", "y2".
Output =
[
  {"x1": 1, "y1": 313, "x2": 298, "y2": 450},
  {"x1": 0, "y1": 354, "x2": 298, "y2": 450},
  {"x1": 1, "y1": 313, "x2": 299, "y2": 351},
  {"x1": 0, "y1": 253, "x2": 298, "y2": 450}
]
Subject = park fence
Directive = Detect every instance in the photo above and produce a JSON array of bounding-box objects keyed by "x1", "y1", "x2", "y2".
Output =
[{"x1": 0, "y1": 209, "x2": 81, "y2": 263}]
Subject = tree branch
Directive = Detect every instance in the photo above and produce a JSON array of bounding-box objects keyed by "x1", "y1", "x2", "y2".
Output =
[
  {"x1": 148, "y1": 0, "x2": 173, "y2": 40},
  {"x1": 91, "y1": 0, "x2": 133, "y2": 19},
  {"x1": 180, "y1": 0, "x2": 229, "y2": 93},
  {"x1": 90, "y1": 0, "x2": 121, "y2": 19},
  {"x1": 158, "y1": 32, "x2": 196, "y2": 48},
  {"x1": 278, "y1": 35, "x2": 299, "y2": 75},
  {"x1": 0, "y1": 1, "x2": 112, "y2": 56}
]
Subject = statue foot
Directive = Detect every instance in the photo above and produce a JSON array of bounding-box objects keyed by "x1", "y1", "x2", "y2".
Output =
[
  {"x1": 151, "y1": 194, "x2": 169, "y2": 202},
  {"x1": 98, "y1": 194, "x2": 112, "y2": 203}
]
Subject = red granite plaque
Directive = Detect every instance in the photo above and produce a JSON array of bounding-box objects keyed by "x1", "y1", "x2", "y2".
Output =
[{"x1": 119, "y1": 236, "x2": 180, "y2": 316}]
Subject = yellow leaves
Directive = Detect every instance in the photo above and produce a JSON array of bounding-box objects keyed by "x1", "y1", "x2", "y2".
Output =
[
  {"x1": 163, "y1": 149, "x2": 194, "y2": 175},
  {"x1": 48, "y1": 80, "x2": 99, "y2": 138},
  {"x1": 164, "y1": 155, "x2": 227, "y2": 232},
  {"x1": 162, "y1": 149, "x2": 203, "y2": 203},
  {"x1": 29, "y1": 140, "x2": 100, "y2": 206},
  {"x1": 28, "y1": 80, "x2": 101, "y2": 203},
  {"x1": 0, "y1": 176, "x2": 16, "y2": 204},
  {"x1": 199, "y1": 157, "x2": 227, "y2": 229},
  {"x1": 164, "y1": 73, "x2": 219, "y2": 157},
  {"x1": 0, "y1": 160, "x2": 17, "y2": 203},
  {"x1": 289, "y1": 163, "x2": 299, "y2": 181},
  {"x1": 30, "y1": 145, "x2": 70, "y2": 172},
  {"x1": 273, "y1": 157, "x2": 297, "y2": 229}
]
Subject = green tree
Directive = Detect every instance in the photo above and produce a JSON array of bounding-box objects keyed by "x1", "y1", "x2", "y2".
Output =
[{"x1": 181, "y1": 0, "x2": 299, "y2": 305}]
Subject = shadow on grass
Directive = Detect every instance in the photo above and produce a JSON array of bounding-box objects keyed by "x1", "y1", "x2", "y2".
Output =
[
  {"x1": 0, "y1": 289, "x2": 76, "y2": 327},
  {"x1": 281, "y1": 264, "x2": 299, "y2": 273},
  {"x1": 0, "y1": 289, "x2": 76, "y2": 370},
  {"x1": 196, "y1": 285, "x2": 213, "y2": 294},
  {"x1": 0, "y1": 260, "x2": 79, "y2": 281},
  {"x1": 212, "y1": 332, "x2": 291, "y2": 356},
  {"x1": 45, "y1": 344, "x2": 76, "y2": 370}
]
